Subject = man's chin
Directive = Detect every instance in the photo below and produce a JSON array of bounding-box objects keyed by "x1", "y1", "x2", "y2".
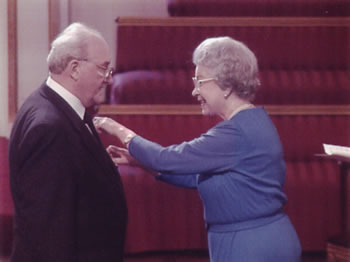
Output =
[
  {"x1": 85, "y1": 97, "x2": 104, "y2": 112},
  {"x1": 93, "y1": 89, "x2": 106, "y2": 105},
  {"x1": 93, "y1": 97, "x2": 105, "y2": 105}
]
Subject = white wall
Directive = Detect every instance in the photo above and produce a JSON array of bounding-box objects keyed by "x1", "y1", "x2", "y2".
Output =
[
  {"x1": 17, "y1": 0, "x2": 50, "y2": 107},
  {"x1": 0, "y1": 0, "x2": 9, "y2": 137}
]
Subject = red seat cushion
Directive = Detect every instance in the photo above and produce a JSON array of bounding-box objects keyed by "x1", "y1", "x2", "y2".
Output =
[
  {"x1": 109, "y1": 69, "x2": 350, "y2": 105},
  {"x1": 0, "y1": 137, "x2": 14, "y2": 256}
]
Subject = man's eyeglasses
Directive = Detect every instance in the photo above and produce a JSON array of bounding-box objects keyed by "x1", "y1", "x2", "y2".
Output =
[
  {"x1": 192, "y1": 76, "x2": 217, "y2": 89},
  {"x1": 79, "y1": 59, "x2": 114, "y2": 79}
]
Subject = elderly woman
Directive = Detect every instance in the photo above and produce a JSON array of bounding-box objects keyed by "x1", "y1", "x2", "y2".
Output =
[{"x1": 94, "y1": 36, "x2": 301, "y2": 262}]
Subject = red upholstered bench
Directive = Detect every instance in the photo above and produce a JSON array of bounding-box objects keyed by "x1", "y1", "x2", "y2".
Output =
[
  {"x1": 109, "y1": 70, "x2": 196, "y2": 104},
  {"x1": 115, "y1": 17, "x2": 349, "y2": 71},
  {"x1": 0, "y1": 137, "x2": 14, "y2": 257},
  {"x1": 109, "y1": 17, "x2": 350, "y2": 106},
  {"x1": 167, "y1": 0, "x2": 350, "y2": 17},
  {"x1": 110, "y1": 69, "x2": 350, "y2": 105}
]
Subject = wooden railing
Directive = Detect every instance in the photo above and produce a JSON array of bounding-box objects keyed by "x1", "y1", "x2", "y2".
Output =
[
  {"x1": 99, "y1": 104, "x2": 350, "y2": 116},
  {"x1": 116, "y1": 16, "x2": 350, "y2": 27}
]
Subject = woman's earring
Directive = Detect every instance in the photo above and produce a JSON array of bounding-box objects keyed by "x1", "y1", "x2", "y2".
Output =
[{"x1": 224, "y1": 89, "x2": 233, "y2": 99}]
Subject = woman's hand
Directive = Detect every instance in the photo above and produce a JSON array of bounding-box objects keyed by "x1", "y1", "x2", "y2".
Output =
[
  {"x1": 93, "y1": 117, "x2": 136, "y2": 147},
  {"x1": 107, "y1": 145, "x2": 139, "y2": 166},
  {"x1": 107, "y1": 145, "x2": 159, "y2": 176},
  {"x1": 93, "y1": 117, "x2": 120, "y2": 136}
]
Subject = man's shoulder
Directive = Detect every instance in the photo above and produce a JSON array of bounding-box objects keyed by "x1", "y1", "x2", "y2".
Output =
[
  {"x1": 19, "y1": 91, "x2": 59, "y2": 121},
  {"x1": 13, "y1": 87, "x2": 67, "y2": 135},
  {"x1": 19, "y1": 83, "x2": 52, "y2": 109}
]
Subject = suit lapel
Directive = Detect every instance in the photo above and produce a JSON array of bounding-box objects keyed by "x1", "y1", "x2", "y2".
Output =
[{"x1": 40, "y1": 84, "x2": 119, "y2": 176}]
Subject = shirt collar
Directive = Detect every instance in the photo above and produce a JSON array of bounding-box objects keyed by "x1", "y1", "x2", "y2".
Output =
[{"x1": 46, "y1": 76, "x2": 85, "y2": 120}]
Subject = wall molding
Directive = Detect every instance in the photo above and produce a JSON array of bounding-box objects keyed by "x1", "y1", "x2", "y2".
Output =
[
  {"x1": 48, "y1": 0, "x2": 61, "y2": 47},
  {"x1": 7, "y1": 0, "x2": 17, "y2": 122}
]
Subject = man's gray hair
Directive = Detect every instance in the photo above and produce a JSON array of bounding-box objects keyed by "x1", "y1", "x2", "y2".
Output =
[{"x1": 47, "y1": 22, "x2": 104, "y2": 74}]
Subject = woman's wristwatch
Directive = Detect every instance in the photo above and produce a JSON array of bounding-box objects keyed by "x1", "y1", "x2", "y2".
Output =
[{"x1": 123, "y1": 133, "x2": 135, "y2": 147}]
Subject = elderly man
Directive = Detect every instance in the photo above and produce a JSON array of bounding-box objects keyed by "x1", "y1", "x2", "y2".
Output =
[{"x1": 9, "y1": 23, "x2": 127, "y2": 262}]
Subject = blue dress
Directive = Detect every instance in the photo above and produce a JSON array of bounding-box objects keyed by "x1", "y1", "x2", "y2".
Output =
[{"x1": 128, "y1": 106, "x2": 301, "y2": 262}]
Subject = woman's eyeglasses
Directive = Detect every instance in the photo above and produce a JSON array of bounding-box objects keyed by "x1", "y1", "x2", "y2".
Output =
[{"x1": 192, "y1": 76, "x2": 217, "y2": 89}]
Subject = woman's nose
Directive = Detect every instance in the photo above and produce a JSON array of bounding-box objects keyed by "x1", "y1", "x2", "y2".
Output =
[{"x1": 192, "y1": 86, "x2": 199, "y2": 97}]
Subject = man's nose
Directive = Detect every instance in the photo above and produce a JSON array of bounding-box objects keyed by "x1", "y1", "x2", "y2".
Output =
[{"x1": 104, "y1": 75, "x2": 113, "y2": 85}]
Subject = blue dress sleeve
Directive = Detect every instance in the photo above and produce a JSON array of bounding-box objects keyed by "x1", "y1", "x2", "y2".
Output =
[
  {"x1": 128, "y1": 121, "x2": 245, "y2": 175},
  {"x1": 155, "y1": 173, "x2": 198, "y2": 189}
]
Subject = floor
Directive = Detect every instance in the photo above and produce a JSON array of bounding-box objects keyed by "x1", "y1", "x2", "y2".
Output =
[
  {"x1": 124, "y1": 250, "x2": 328, "y2": 262},
  {"x1": 0, "y1": 251, "x2": 328, "y2": 262}
]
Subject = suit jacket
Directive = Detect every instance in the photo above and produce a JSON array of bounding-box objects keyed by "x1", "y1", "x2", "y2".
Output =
[{"x1": 9, "y1": 83, "x2": 128, "y2": 262}]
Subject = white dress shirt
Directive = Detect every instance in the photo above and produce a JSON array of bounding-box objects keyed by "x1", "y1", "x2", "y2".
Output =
[{"x1": 46, "y1": 76, "x2": 85, "y2": 120}]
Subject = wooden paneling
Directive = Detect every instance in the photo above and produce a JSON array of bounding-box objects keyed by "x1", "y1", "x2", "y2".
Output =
[
  {"x1": 7, "y1": 0, "x2": 17, "y2": 122},
  {"x1": 48, "y1": 0, "x2": 61, "y2": 46}
]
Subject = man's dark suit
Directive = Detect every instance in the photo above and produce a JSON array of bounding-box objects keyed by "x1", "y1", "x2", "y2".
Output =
[{"x1": 9, "y1": 83, "x2": 128, "y2": 262}]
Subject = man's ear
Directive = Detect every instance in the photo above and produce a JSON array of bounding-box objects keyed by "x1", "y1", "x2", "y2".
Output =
[{"x1": 68, "y1": 59, "x2": 80, "y2": 81}]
